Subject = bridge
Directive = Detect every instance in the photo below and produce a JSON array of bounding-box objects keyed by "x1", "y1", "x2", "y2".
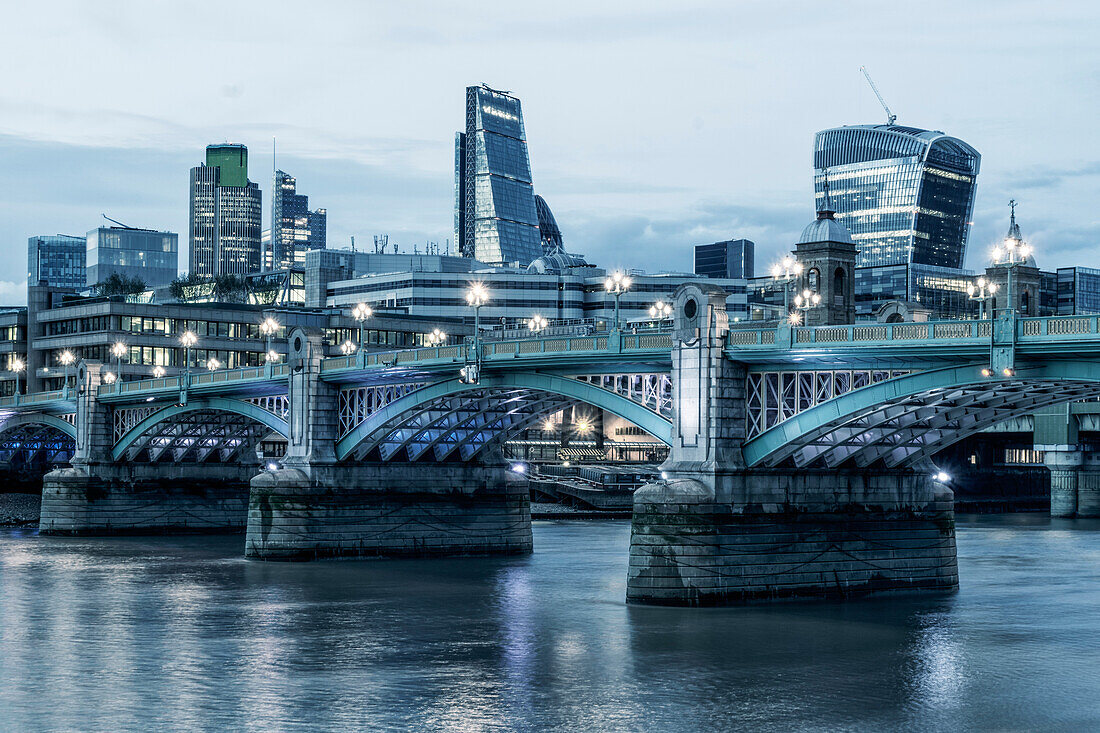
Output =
[{"x1": 6, "y1": 283, "x2": 1100, "y2": 604}]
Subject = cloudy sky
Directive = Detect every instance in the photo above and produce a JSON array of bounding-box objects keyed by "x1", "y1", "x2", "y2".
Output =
[{"x1": 1, "y1": 1, "x2": 1097, "y2": 304}]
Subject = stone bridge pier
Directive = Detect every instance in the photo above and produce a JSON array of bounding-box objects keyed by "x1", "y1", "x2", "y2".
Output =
[
  {"x1": 244, "y1": 329, "x2": 531, "y2": 560},
  {"x1": 40, "y1": 362, "x2": 261, "y2": 535},
  {"x1": 626, "y1": 284, "x2": 958, "y2": 605},
  {"x1": 1035, "y1": 404, "x2": 1100, "y2": 517}
]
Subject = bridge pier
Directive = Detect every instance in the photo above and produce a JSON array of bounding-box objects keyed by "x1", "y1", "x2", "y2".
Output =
[
  {"x1": 39, "y1": 361, "x2": 257, "y2": 535},
  {"x1": 626, "y1": 284, "x2": 958, "y2": 606},
  {"x1": 1041, "y1": 447, "x2": 1100, "y2": 518},
  {"x1": 244, "y1": 328, "x2": 531, "y2": 560}
]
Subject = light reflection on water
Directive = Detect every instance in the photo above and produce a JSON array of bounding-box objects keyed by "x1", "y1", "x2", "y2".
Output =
[{"x1": 2, "y1": 515, "x2": 1100, "y2": 731}]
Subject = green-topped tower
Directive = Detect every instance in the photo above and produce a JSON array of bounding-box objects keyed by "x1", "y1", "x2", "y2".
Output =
[{"x1": 189, "y1": 143, "x2": 263, "y2": 277}]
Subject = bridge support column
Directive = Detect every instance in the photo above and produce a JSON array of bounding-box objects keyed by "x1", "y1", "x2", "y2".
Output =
[
  {"x1": 40, "y1": 361, "x2": 258, "y2": 535},
  {"x1": 1040, "y1": 447, "x2": 1100, "y2": 518},
  {"x1": 244, "y1": 328, "x2": 531, "y2": 560},
  {"x1": 626, "y1": 284, "x2": 958, "y2": 605}
]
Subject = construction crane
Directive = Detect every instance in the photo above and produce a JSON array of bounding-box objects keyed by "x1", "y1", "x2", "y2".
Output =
[{"x1": 860, "y1": 66, "x2": 896, "y2": 126}]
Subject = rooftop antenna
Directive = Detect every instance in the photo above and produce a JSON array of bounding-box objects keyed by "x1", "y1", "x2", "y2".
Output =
[
  {"x1": 351, "y1": 235, "x2": 356, "y2": 252},
  {"x1": 860, "y1": 66, "x2": 897, "y2": 125},
  {"x1": 821, "y1": 169, "x2": 833, "y2": 212}
]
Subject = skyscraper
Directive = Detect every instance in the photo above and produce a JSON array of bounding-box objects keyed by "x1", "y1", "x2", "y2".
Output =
[
  {"x1": 694, "y1": 239, "x2": 755, "y2": 279},
  {"x1": 87, "y1": 226, "x2": 178, "y2": 288},
  {"x1": 189, "y1": 144, "x2": 262, "y2": 277},
  {"x1": 272, "y1": 170, "x2": 326, "y2": 270},
  {"x1": 813, "y1": 125, "x2": 980, "y2": 269},
  {"x1": 27, "y1": 235, "x2": 86, "y2": 289},
  {"x1": 454, "y1": 85, "x2": 543, "y2": 266}
]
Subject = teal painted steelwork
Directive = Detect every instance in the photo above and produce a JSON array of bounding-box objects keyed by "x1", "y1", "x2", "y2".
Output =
[
  {"x1": 742, "y1": 360, "x2": 1100, "y2": 468},
  {"x1": 335, "y1": 372, "x2": 673, "y2": 462},
  {"x1": 0, "y1": 412, "x2": 77, "y2": 440},
  {"x1": 111, "y1": 397, "x2": 290, "y2": 462}
]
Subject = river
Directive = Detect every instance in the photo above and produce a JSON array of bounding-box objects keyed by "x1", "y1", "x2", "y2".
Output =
[{"x1": 2, "y1": 514, "x2": 1100, "y2": 731}]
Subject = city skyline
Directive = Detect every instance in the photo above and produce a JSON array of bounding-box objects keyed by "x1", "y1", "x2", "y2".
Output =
[{"x1": 0, "y1": 2, "x2": 1097, "y2": 305}]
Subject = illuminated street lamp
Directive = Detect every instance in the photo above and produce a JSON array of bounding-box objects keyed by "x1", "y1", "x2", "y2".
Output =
[
  {"x1": 527, "y1": 314, "x2": 549, "y2": 333},
  {"x1": 966, "y1": 277, "x2": 998, "y2": 320},
  {"x1": 649, "y1": 300, "x2": 673, "y2": 321},
  {"x1": 11, "y1": 356, "x2": 25, "y2": 396},
  {"x1": 265, "y1": 350, "x2": 280, "y2": 365},
  {"x1": 260, "y1": 316, "x2": 279, "y2": 361},
  {"x1": 770, "y1": 255, "x2": 803, "y2": 317},
  {"x1": 340, "y1": 339, "x2": 357, "y2": 356},
  {"x1": 152, "y1": 366, "x2": 166, "y2": 379},
  {"x1": 179, "y1": 330, "x2": 197, "y2": 378},
  {"x1": 793, "y1": 289, "x2": 821, "y2": 324},
  {"x1": 111, "y1": 341, "x2": 127, "y2": 383},
  {"x1": 466, "y1": 283, "x2": 489, "y2": 344},
  {"x1": 206, "y1": 357, "x2": 221, "y2": 372},
  {"x1": 58, "y1": 350, "x2": 75, "y2": 392},
  {"x1": 352, "y1": 302, "x2": 372, "y2": 350},
  {"x1": 604, "y1": 271, "x2": 632, "y2": 331},
  {"x1": 102, "y1": 371, "x2": 117, "y2": 385},
  {"x1": 426, "y1": 328, "x2": 447, "y2": 347}
]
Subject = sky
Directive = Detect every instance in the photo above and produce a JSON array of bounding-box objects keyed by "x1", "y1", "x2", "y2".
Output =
[{"x1": 0, "y1": 1, "x2": 1098, "y2": 305}]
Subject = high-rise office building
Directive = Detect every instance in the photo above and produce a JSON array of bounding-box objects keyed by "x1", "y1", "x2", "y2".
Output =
[
  {"x1": 695, "y1": 239, "x2": 755, "y2": 280},
  {"x1": 813, "y1": 125, "x2": 980, "y2": 269},
  {"x1": 86, "y1": 226, "x2": 178, "y2": 289},
  {"x1": 272, "y1": 170, "x2": 326, "y2": 270},
  {"x1": 189, "y1": 144, "x2": 262, "y2": 277},
  {"x1": 454, "y1": 85, "x2": 543, "y2": 266},
  {"x1": 27, "y1": 235, "x2": 86, "y2": 290}
]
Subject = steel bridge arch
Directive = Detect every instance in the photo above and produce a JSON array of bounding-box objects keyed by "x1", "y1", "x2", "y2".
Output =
[
  {"x1": 335, "y1": 372, "x2": 673, "y2": 462},
  {"x1": 742, "y1": 361, "x2": 1100, "y2": 469},
  {"x1": 111, "y1": 397, "x2": 290, "y2": 462},
  {"x1": 0, "y1": 412, "x2": 76, "y2": 440}
]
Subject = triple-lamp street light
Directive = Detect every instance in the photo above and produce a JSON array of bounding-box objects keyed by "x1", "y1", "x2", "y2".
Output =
[
  {"x1": 110, "y1": 341, "x2": 127, "y2": 384},
  {"x1": 604, "y1": 271, "x2": 632, "y2": 331},
  {"x1": 58, "y1": 350, "x2": 75, "y2": 394},
  {"x1": 649, "y1": 300, "x2": 673, "y2": 321},
  {"x1": 179, "y1": 330, "x2": 198, "y2": 379},
  {"x1": 990, "y1": 237, "x2": 1033, "y2": 317},
  {"x1": 770, "y1": 255, "x2": 804, "y2": 317},
  {"x1": 788, "y1": 289, "x2": 821, "y2": 326},
  {"x1": 352, "y1": 303, "x2": 372, "y2": 351},
  {"x1": 967, "y1": 277, "x2": 998, "y2": 320},
  {"x1": 340, "y1": 339, "x2": 357, "y2": 356},
  {"x1": 527, "y1": 314, "x2": 549, "y2": 333},
  {"x1": 260, "y1": 316, "x2": 280, "y2": 365},
  {"x1": 10, "y1": 356, "x2": 25, "y2": 396}
]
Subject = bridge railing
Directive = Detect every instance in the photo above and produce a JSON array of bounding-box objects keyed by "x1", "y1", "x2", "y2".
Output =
[
  {"x1": 0, "y1": 389, "x2": 67, "y2": 408},
  {"x1": 97, "y1": 363, "x2": 291, "y2": 398},
  {"x1": 1018, "y1": 315, "x2": 1100, "y2": 339},
  {"x1": 320, "y1": 331, "x2": 674, "y2": 373}
]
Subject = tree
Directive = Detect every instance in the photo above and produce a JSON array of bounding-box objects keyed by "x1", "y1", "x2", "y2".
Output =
[{"x1": 92, "y1": 273, "x2": 147, "y2": 297}]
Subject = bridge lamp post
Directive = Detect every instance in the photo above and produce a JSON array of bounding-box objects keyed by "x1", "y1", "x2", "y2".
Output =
[
  {"x1": 966, "y1": 277, "x2": 998, "y2": 320},
  {"x1": 352, "y1": 303, "x2": 372, "y2": 348},
  {"x1": 527, "y1": 314, "x2": 548, "y2": 334},
  {"x1": 58, "y1": 350, "x2": 75, "y2": 395},
  {"x1": 179, "y1": 331, "x2": 198, "y2": 383},
  {"x1": 649, "y1": 300, "x2": 673, "y2": 322},
  {"x1": 770, "y1": 255, "x2": 803, "y2": 316},
  {"x1": 427, "y1": 328, "x2": 447, "y2": 347},
  {"x1": 466, "y1": 282, "x2": 489, "y2": 342},
  {"x1": 111, "y1": 341, "x2": 128, "y2": 384},
  {"x1": 206, "y1": 357, "x2": 221, "y2": 372},
  {"x1": 102, "y1": 371, "x2": 117, "y2": 386},
  {"x1": 990, "y1": 239, "x2": 1033, "y2": 316},
  {"x1": 152, "y1": 366, "x2": 166, "y2": 379},
  {"x1": 604, "y1": 272, "x2": 632, "y2": 332},
  {"x1": 792, "y1": 289, "x2": 821, "y2": 324},
  {"x1": 340, "y1": 339, "x2": 357, "y2": 357},
  {"x1": 10, "y1": 356, "x2": 25, "y2": 398},
  {"x1": 260, "y1": 317, "x2": 279, "y2": 364}
]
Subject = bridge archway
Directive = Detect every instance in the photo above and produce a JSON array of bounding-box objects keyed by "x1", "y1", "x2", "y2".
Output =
[
  {"x1": 0, "y1": 413, "x2": 76, "y2": 469},
  {"x1": 336, "y1": 372, "x2": 673, "y2": 462},
  {"x1": 111, "y1": 397, "x2": 289, "y2": 463},
  {"x1": 742, "y1": 361, "x2": 1100, "y2": 469}
]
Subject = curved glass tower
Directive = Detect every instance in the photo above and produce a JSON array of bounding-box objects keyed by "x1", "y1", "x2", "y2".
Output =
[
  {"x1": 813, "y1": 125, "x2": 980, "y2": 269},
  {"x1": 454, "y1": 85, "x2": 543, "y2": 266}
]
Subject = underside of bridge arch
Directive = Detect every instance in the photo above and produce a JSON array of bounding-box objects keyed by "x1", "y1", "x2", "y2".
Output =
[
  {"x1": 336, "y1": 373, "x2": 673, "y2": 463},
  {"x1": 0, "y1": 414, "x2": 76, "y2": 491},
  {"x1": 112, "y1": 398, "x2": 289, "y2": 463},
  {"x1": 743, "y1": 363, "x2": 1100, "y2": 469}
]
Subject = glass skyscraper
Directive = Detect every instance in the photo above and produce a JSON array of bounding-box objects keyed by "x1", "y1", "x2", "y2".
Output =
[
  {"x1": 695, "y1": 239, "x2": 755, "y2": 279},
  {"x1": 813, "y1": 125, "x2": 980, "y2": 269},
  {"x1": 189, "y1": 144, "x2": 262, "y2": 277},
  {"x1": 272, "y1": 170, "x2": 326, "y2": 270},
  {"x1": 86, "y1": 226, "x2": 178, "y2": 289},
  {"x1": 27, "y1": 235, "x2": 86, "y2": 290},
  {"x1": 454, "y1": 85, "x2": 543, "y2": 266}
]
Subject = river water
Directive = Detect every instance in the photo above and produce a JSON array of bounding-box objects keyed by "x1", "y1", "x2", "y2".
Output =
[{"x1": 2, "y1": 514, "x2": 1100, "y2": 731}]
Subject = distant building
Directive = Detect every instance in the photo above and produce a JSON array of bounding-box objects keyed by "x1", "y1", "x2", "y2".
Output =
[
  {"x1": 189, "y1": 144, "x2": 263, "y2": 277},
  {"x1": 454, "y1": 85, "x2": 543, "y2": 266},
  {"x1": 86, "y1": 226, "x2": 178, "y2": 289},
  {"x1": 1057, "y1": 267, "x2": 1100, "y2": 315},
  {"x1": 694, "y1": 239, "x2": 755, "y2": 280},
  {"x1": 27, "y1": 235, "x2": 86, "y2": 290},
  {"x1": 272, "y1": 170, "x2": 326, "y2": 270}
]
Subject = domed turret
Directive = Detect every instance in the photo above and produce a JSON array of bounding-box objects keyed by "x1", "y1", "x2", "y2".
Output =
[{"x1": 798, "y1": 209, "x2": 854, "y2": 246}]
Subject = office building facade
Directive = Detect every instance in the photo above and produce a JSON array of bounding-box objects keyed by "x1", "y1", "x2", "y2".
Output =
[
  {"x1": 272, "y1": 170, "x2": 326, "y2": 270},
  {"x1": 86, "y1": 226, "x2": 178, "y2": 289},
  {"x1": 813, "y1": 125, "x2": 981, "y2": 270},
  {"x1": 189, "y1": 144, "x2": 263, "y2": 277},
  {"x1": 695, "y1": 239, "x2": 755, "y2": 280},
  {"x1": 1057, "y1": 267, "x2": 1100, "y2": 315},
  {"x1": 27, "y1": 235, "x2": 86, "y2": 290},
  {"x1": 455, "y1": 85, "x2": 543, "y2": 267}
]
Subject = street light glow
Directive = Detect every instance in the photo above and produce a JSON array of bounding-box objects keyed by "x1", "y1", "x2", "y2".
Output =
[
  {"x1": 604, "y1": 271, "x2": 631, "y2": 293},
  {"x1": 59, "y1": 350, "x2": 74, "y2": 366},
  {"x1": 352, "y1": 302, "x2": 372, "y2": 321},
  {"x1": 206, "y1": 357, "x2": 221, "y2": 371},
  {"x1": 102, "y1": 371, "x2": 117, "y2": 384},
  {"x1": 528, "y1": 314, "x2": 549, "y2": 332},
  {"x1": 152, "y1": 366, "x2": 166, "y2": 378},
  {"x1": 649, "y1": 300, "x2": 672, "y2": 319},
  {"x1": 260, "y1": 317, "x2": 279, "y2": 336},
  {"x1": 340, "y1": 339, "x2": 357, "y2": 355},
  {"x1": 111, "y1": 341, "x2": 127, "y2": 359},
  {"x1": 466, "y1": 282, "x2": 489, "y2": 307},
  {"x1": 11, "y1": 357, "x2": 25, "y2": 373},
  {"x1": 179, "y1": 331, "x2": 197, "y2": 347}
]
